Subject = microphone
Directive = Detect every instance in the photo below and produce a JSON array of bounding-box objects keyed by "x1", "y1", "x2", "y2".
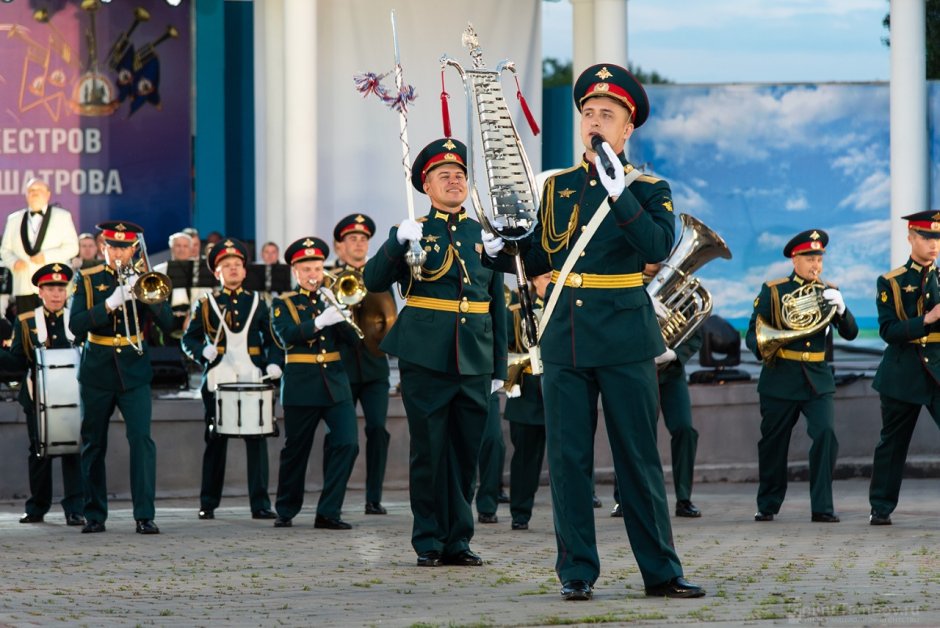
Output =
[{"x1": 591, "y1": 135, "x2": 616, "y2": 179}]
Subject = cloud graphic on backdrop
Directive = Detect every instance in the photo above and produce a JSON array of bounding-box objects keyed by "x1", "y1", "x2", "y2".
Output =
[{"x1": 647, "y1": 84, "x2": 884, "y2": 164}]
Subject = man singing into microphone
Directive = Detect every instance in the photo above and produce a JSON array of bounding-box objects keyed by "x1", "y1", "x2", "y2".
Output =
[{"x1": 481, "y1": 64, "x2": 703, "y2": 600}]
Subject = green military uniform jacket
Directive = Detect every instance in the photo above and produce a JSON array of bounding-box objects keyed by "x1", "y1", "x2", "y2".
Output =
[
  {"x1": 69, "y1": 264, "x2": 175, "y2": 390},
  {"x1": 489, "y1": 155, "x2": 675, "y2": 367},
  {"x1": 745, "y1": 272, "x2": 859, "y2": 400},
  {"x1": 270, "y1": 288, "x2": 357, "y2": 407},
  {"x1": 329, "y1": 260, "x2": 391, "y2": 384},
  {"x1": 363, "y1": 206, "x2": 507, "y2": 380},
  {"x1": 181, "y1": 286, "x2": 282, "y2": 380},
  {"x1": 872, "y1": 258, "x2": 940, "y2": 405}
]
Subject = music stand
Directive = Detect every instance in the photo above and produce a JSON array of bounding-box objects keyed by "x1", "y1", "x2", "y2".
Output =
[{"x1": 245, "y1": 263, "x2": 292, "y2": 293}]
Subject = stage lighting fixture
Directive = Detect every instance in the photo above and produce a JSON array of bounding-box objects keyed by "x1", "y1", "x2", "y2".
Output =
[{"x1": 167, "y1": 0, "x2": 182, "y2": 6}]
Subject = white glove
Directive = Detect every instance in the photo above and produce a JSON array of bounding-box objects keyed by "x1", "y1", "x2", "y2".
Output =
[
  {"x1": 654, "y1": 349, "x2": 677, "y2": 365},
  {"x1": 822, "y1": 288, "x2": 846, "y2": 315},
  {"x1": 506, "y1": 384, "x2": 522, "y2": 398},
  {"x1": 315, "y1": 307, "x2": 347, "y2": 329},
  {"x1": 651, "y1": 296, "x2": 670, "y2": 319},
  {"x1": 265, "y1": 364, "x2": 283, "y2": 380},
  {"x1": 481, "y1": 230, "x2": 505, "y2": 258},
  {"x1": 594, "y1": 141, "x2": 625, "y2": 197},
  {"x1": 491, "y1": 379, "x2": 504, "y2": 395},
  {"x1": 202, "y1": 345, "x2": 219, "y2": 362},
  {"x1": 396, "y1": 218, "x2": 423, "y2": 245},
  {"x1": 126, "y1": 273, "x2": 139, "y2": 290},
  {"x1": 105, "y1": 286, "x2": 131, "y2": 310}
]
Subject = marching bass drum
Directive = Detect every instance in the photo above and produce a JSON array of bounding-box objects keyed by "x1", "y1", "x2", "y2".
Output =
[
  {"x1": 214, "y1": 382, "x2": 277, "y2": 438},
  {"x1": 34, "y1": 347, "x2": 82, "y2": 458}
]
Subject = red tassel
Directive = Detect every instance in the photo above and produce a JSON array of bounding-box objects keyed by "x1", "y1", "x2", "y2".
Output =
[
  {"x1": 515, "y1": 76, "x2": 540, "y2": 136},
  {"x1": 440, "y1": 70, "x2": 452, "y2": 138}
]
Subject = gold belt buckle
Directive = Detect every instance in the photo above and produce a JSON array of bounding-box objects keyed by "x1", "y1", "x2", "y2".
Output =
[
  {"x1": 113, "y1": 335, "x2": 122, "y2": 347},
  {"x1": 316, "y1": 354, "x2": 326, "y2": 363},
  {"x1": 569, "y1": 273, "x2": 583, "y2": 288},
  {"x1": 801, "y1": 351, "x2": 810, "y2": 361},
  {"x1": 459, "y1": 298, "x2": 470, "y2": 313}
]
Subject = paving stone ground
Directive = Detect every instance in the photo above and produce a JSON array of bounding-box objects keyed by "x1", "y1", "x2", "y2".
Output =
[{"x1": 1, "y1": 478, "x2": 938, "y2": 627}]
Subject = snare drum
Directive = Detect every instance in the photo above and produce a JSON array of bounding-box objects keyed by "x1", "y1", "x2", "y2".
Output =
[
  {"x1": 34, "y1": 347, "x2": 82, "y2": 457},
  {"x1": 214, "y1": 382, "x2": 276, "y2": 437}
]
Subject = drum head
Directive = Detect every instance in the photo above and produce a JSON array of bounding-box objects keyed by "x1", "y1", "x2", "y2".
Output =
[{"x1": 216, "y1": 382, "x2": 275, "y2": 392}]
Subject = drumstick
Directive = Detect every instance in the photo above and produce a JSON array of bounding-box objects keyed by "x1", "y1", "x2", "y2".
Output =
[{"x1": 212, "y1": 307, "x2": 227, "y2": 348}]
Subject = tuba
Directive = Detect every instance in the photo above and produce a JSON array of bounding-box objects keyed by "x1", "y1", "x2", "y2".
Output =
[
  {"x1": 441, "y1": 23, "x2": 542, "y2": 374},
  {"x1": 755, "y1": 282, "x2": 836, "y2": 363},
  {"x1": 647, "y1": 214, "x2": 732, "y2": 350}
]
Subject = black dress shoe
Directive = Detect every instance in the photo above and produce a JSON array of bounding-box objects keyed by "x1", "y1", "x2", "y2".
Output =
[
  {"x1": 364, "y1": 502, "x2": 387, "y2": 515},
  {"x1": 675, "y1": 500, "x2": 702, "y2": 518},
  {"x1": 442, "y1": 549, "x2": 483, "y2": 566},
  {"x1": 19, "y1": 513, "x2": 44, "y2": 524},
  {"x1": 511, "y1": 521, "x2": 528, "y2": 530},
  {"x1": 81, "y1": 520, "x2": 106, "y2": 534},
  {"x1": 811, "y1": 512, "x2": 840, "y2": 523},
  {"x1": 497, "y1": 490, "x2": 510, "y2": 504},
  {"x1": 198, "y1": 509, "x2": 214, "y2": 520},
  {"x1": 645, "y1": 576, "x2": 706, "y2": 598},
  {"x1": 135, "y1": 519, "x2": 160, "y2": 534},
  {"x1": 477, "y1": 512, "x2": 498, "y2": 524},
  {"x1": 754, "y1": 511, "x2": 774, "y2": 522},
  {"x1": 65, "y1": 513, "x2": 86, "y2": 526},
  {"x1": 870, "y1": 511, "x2": 892, "y2": 525},
  {"x1": 561, "y1": 580, "x2": 593, "y2": 601},
  {"x1": 592, "y1": 495, "x2": 602, "y2": 508},
  {"x1": 252, "y1": 509, "x2": 277, "y2": 520},
  {"x1": 417, "y1": 551, "x2": 443, "y2": 567},
  {"x1": 314, "y1": 514, "x2": 352, "y2": 530},
  {"x1": 273, "y1": 517, "x2": 292, "y2": 528},
  {"x1": 610, "y1": 503, "x2": 622, "y2": 518}
]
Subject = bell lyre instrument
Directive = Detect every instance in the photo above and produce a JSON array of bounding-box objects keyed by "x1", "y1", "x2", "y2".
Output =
[{"x1": 440, "y1": 23, "x2": 542, "y2": 374}]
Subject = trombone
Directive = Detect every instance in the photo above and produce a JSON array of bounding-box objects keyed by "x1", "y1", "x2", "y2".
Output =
[
  {"x1": 112, "y1": 233, "x2": 173, "y2": 354},
  {"x1": 303, "y1": 274, "x2": 366, "y2": 339}
]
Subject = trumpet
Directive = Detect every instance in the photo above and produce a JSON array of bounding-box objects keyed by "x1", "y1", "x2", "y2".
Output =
[{"x1": 306, "y1": 277, "x2": 365, "y2": 339}]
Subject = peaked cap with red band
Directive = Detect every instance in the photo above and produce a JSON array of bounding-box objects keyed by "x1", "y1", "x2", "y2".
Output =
[
  {"x1": 96, "y1": 220, "x2": 142, "y2": 248},
  {"x1": 411, "y1": 138, "x2": 468, "y2": 192},
  {"x1": 207, "y1": 237, "x2": 248, "y2": 271},
  {"x1": 32, "y1": 262, "x2": 73, "y2": 287},
  {"x1": 573, "y1": 63, "x2": 649, "y2": 128},
  {"x1": 284, "y1": 236, "x2": 329, "y2": 265},
  {"x1": 333, "y1": 213, "x2": 376, "y2": 242},
  {"x1": 903, "y1": 210, "x2": 940, "y2": 240},
  {"x1": 783, "y1": 229, "x2": 828, "y2": 258}
]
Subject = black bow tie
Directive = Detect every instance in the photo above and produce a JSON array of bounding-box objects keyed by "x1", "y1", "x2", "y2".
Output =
[{"x1": 30, "y1": 210, "x2": 44, "y2": 216}]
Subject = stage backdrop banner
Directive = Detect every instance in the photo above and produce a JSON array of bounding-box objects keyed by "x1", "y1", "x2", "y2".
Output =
[{"x1": 0, "y1": 1, "x2": 192, "y2": 249}]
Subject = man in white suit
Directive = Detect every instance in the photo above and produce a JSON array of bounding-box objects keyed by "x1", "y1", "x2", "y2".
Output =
[{"x1": 1, "y1": 178, "x2": 79, "y2": 314}]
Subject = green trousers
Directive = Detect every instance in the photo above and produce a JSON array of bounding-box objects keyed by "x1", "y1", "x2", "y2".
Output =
[
  {"x1": 542, "y1": 360, "x2": 683, "y2": 588},
  {"x1": 199, "y1": 386, "x2": 271, "y2": 513},
  {"x1": 475, "y1": 392, "x2": 505, "y2": 516},
  {"x1": 399, "y1": 360, "x2": 488, "y2": 556},
  {"x1": 614, "y1": 372, "x2": 698, "y2": 504},
  {"x1": 870, "y1": 393, "x2": 940, "y2": 515},
  {"x1": 324, "y1": 379, "x2": 390, "y2": 504},
  {"x1": 756, "y1": 393, "x2": 837, "y2": 514},
  {"x1": 508, "y1": 421, "x2": 545, "y2": 525},
  {"x1": 80, "y1": 383, "x2": 156, "y2": 522},
  {"x1": 275, "y1": 403, "x2": 358, "y2": 520},
  {"x1": 24, "y1": 410, "x2": 84, "y2": 518}
]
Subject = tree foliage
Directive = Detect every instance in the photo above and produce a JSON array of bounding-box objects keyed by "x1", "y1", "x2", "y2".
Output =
[
  {"x1": 543, "y1": 58, "x2": 672, "y2": 88},
  {"x1": 883, "y1": 0, "x2": 940, "y2": 79}
]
